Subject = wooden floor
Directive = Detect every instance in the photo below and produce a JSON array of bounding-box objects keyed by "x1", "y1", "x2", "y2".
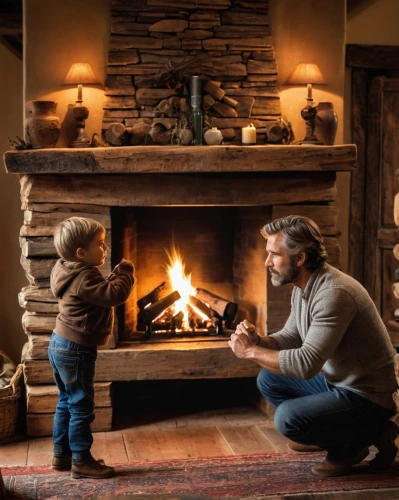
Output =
[
  {"x1": 0, "y1": 405, "x2": 293, "y2": 467},
  {"x1": 0, "y1": 403, "x2": 389, "y2": 468}
]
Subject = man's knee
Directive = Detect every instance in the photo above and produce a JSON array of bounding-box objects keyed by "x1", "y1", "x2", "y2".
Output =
[{"x1": 274, "y1": 401, "x2": 307, "y2": 439}]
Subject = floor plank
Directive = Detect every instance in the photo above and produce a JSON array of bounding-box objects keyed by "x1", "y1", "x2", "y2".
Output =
[
  {"x1": 175, "y1": 427, "x2": 233, "y2": 458},
  {"x1": 27, "y1": 437, "x2": 53, "y2": 465},
  {"x1": 219, "y1": 425, "x2": 276, "y2": 455},
  {"x1": 91, "y1": 431, "x2": 129, "y2": 464},
  {"x1": 123, "y1": 429, "x2": 162, "y2": 461},
  {"x1": 258, "y1": 422, "x2": 290, "y2": 453},
  {"x1": 0, "y1": 439, "x2": 28, "y2": 467}
]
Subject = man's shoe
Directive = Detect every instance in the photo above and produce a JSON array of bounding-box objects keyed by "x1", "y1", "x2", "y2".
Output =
[
  {"x1": 288, "y1": 439, "x2": 323, "y2": 453},
  {"x1": 71, "y1": 455, "x2": 115, "y2": 479},
  {"x1": 52, "y1": 455, "x2": 105, "y2": 471},
  {"x1": 369, "y1": 419, "x2": 399, "y2": 472},
  {"x1": 311, "y1": 447, "x2": 369, "y2": 477}
]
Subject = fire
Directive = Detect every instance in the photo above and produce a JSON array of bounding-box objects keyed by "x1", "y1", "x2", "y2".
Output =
[
  {"x1": 165, "y1": 246, "x2": 195, "y2": 328},
  {"x1": 165, "y1": 246, "x2": 210, "y2": 329}
]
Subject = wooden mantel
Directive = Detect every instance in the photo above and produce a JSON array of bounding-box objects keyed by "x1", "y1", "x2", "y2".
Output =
[{"x1": 4, "y1": 144, "x2": 356, "y2": 175}]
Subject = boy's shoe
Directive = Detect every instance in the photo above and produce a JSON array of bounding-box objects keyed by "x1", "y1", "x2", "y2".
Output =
[
  {"x1": 311, "y1": 447, "x2": 369, "y2": 477},
  {"x1": 369, "y1": 419, "x2": 399, "y2": 472},
  {"x1": 52, "y1": 454, "x2": 72, "y2": 470},
  {"x1": 71, "y1": 455, "x2": 115, "y2": 479},
  {"x1": 52, "y1": 455, "x2": 105, "y2": 470}
]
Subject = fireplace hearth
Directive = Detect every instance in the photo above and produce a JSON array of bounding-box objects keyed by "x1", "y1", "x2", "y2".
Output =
[{"x1": 4, "y1": 143, "x2": 356, "y2": 436}]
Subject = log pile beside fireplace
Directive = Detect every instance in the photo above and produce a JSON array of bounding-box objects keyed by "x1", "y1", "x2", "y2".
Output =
[{"x1": 4, "y1": 144, "x2": 356, "y2": 436}]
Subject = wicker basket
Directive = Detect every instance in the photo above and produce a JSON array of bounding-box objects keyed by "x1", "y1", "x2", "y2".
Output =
[{"x1": 0, "y1": 364, "x2": 23, "y2": 443}]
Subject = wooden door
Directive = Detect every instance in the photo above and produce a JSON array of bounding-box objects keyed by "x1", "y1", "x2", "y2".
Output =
[{"x1": 364, "y1": 76, "x2": 399, "y2": 329}]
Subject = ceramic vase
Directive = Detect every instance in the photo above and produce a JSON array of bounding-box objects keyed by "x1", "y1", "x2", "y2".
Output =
[
  {"x1": 26, "y1": 100, "x2": 61, "y2": 148},
  {"x1": 314, "y1": 102, "x2": 338, "y2": 145},
  {"x1": 204, "y1": 127, "x2": 223, "y2": 145}
]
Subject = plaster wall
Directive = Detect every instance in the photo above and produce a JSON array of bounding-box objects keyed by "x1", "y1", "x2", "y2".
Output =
[
  {"x1": 0, "y1": 45, "x2": 25, "y2": 364},
  {"x1": 24, "y1": 0, "x2": 110, "y2": 147}
]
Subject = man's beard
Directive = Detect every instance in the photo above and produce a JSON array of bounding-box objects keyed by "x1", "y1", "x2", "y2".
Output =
[{"x1": 269, "y1": 258, "x2": 300, "y2": 287}]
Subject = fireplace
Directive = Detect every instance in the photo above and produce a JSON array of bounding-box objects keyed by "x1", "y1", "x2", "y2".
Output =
[
  {"x1": 4, "y1": 144, "x2": 356, "y2": 436},
  {"x1": 113, "y1": 205, "x2": 270, "y2": 340}
]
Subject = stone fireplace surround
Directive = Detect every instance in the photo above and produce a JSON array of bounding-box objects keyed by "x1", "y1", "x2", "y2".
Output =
[{"x1": 4, "y1": 143, "x2": 356, "y2": 435}]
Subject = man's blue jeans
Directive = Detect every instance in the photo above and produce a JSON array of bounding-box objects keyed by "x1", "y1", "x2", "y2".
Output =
[
  {"x1": 48, "y1": 332, "x2": 97, "y2": 462},
  {"x1": 257, "y1": 368, "x2": 394, "y2": 461}
]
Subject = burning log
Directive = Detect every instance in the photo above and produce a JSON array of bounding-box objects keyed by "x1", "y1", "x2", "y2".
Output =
[
  {"x1": 188, "y1": 295, "x2": 214, "y2": 321},
  {"x1": 137, "y1": 290, "x2": 181, "y2": 331},
  {"x1": 172, "y1": 311, "x2": 184, "y2": 331},
  {"x1": 137, "y1": 282, "x2": 167, "y2": 310},
  {"x1": 195, "y1": 288, "x2": 238, "y2": 326}
]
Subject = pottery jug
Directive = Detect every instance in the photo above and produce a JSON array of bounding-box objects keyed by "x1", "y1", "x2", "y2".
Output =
[
  {"x1": 204, "y1": 127, "x2": 223, "y2": 145},
  {"x1": 26, "y1": 100, "x2": 61, "y2": 148},
  {"x1": 314, "y1": 102, "x2": 338, "y2": 145},
  {"x1": 179, "y1": 127, "x2": 193, "y2": 146}
]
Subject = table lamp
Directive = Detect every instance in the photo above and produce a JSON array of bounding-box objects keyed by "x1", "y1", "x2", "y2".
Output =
[
  {"x1": 63, "y1": 62, "x2": 100, "y2": 147},
  {"x1": 285, "y1": 63, "x2": 326, "y2": 144}
]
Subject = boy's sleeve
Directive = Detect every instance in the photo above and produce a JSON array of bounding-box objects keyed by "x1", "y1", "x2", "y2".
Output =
[{"x1": 77, "y1": 264, "x2": 135, "y2": 307}]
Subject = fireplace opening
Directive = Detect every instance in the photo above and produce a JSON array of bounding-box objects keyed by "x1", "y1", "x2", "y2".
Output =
[{"x1": 112, "y1": 206, "x2": 271, "y2": 341}]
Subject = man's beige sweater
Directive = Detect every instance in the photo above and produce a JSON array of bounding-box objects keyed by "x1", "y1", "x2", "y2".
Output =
[{"x1": 270, "y1": 263, "x2": 398, "y2": 409}]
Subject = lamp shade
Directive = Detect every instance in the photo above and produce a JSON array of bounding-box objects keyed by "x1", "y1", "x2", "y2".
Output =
[
  {"x1": 63, "y1": 63, "x2": 100, "y2": 85},
  {"x1": 285, "y1": 63, "x2": 326, "y2": 85}
]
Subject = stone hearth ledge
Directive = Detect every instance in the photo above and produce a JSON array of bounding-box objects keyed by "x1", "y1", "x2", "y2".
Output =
[{"x1": 4, "y1": 144, "x2": 356, "y2": 174}]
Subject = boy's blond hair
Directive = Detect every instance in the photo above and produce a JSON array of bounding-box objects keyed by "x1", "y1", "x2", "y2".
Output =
[{"x1": 54, "y1": 217, "x2": 105, "y2": 261}]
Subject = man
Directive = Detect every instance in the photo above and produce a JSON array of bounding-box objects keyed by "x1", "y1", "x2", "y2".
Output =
[{"x1": 229, "y1": 215, "x2": 398, "y2": 477}]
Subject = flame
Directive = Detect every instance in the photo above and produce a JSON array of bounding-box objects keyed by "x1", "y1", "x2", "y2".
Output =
[{"x1": 165, "y1": 246, "x2": 196, "y2": 328}]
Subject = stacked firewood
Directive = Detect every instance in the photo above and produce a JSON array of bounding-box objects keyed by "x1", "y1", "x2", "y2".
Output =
[
  {"x1": 103, "y1": 0, "x2": 281, "y2": 144},
  {"x1": 19, "y1": 203, "x2": 115, "y2": 436}
]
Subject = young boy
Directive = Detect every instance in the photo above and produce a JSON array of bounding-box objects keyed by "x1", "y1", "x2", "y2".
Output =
[{"x1": 49, "y1": 217, "x2": 135, "y2": 479}]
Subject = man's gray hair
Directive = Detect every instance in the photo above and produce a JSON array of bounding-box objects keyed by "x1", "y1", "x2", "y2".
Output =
[
  {"x1": 54, "y1": 217, "x2": 105, "y2": 262},
  {"x1": 261, "y1": 215, "x2": 328, "y2": 271}
]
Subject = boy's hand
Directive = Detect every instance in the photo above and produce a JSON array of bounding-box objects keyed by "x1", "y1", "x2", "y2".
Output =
[
  {"x1": 235, "y1": 320, "x2": 259, "y2": 345},
  {"x1": 114, "y1": 259, "x2": 134, "y2": 274}
]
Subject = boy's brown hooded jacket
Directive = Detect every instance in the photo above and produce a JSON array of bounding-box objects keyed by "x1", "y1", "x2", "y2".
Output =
[{"x1": 50, "y1": 259, "x2": 134, "y2": 347}]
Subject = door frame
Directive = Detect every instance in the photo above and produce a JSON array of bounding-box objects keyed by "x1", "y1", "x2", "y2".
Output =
[{"x1": 347, "y1": 44, "x2": 399, "y2": 297}]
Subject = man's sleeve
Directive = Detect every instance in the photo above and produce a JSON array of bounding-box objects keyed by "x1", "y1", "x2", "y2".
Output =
[
  {"x1": 278, "y1": 287, "x2": 358, "y2": 379},
  {"x1": 269, "y1": 290, "x2": 302, "y2": 350}
]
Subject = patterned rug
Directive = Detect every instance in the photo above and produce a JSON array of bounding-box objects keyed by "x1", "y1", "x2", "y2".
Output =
[{"x1": 2, "y1": 453, "x2": 399, "y2": 499}]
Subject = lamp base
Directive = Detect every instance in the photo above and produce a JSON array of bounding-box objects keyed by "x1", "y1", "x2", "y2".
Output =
[
  {"x1": 297, "y1": 139, "x2": 323, "y2": 145},
  {"x1": 300, "y1": 104, "x2": 323, "y2": 146},
  {"x1": 70, "y1": 104, "x2": 91, "y2": 148}
]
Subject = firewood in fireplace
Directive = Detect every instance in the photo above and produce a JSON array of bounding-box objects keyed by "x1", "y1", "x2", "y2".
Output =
[
  {"x1": 195, "y1": 288, "x2": 238, "y2": 326},
  {"x1": 137, "y1": 290, "x2": 181, "y2": 330},
  {"x1": 171, "y1": 310, "x2": 184, "y2": 331},
  {"x1": 188, "y1": 294, "x2": 214, "y2": 321},
  {"x1": 137, "y1": 282, "x2": 167, "y2": 310}
]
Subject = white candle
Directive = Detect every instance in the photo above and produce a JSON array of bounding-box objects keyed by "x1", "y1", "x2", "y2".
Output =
[{"x1": 242, "y1": 123, "x2": 256, "y2": 144}]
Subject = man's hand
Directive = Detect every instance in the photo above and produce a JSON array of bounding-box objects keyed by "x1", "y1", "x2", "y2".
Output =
[
  {"x1": 235, "y1": 320, "x2": 260, "y2": 346},
  {"x1": 228, "y1": 331, "x2": 252, "y2": 359}
]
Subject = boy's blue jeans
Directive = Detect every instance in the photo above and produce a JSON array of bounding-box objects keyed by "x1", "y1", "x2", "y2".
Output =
[
  {"x1": 257, "y1": 368, "x2": 394, "y2": 461},
  {"x1": 48, "y1": 332, "x2": 97, "y2": 463}
]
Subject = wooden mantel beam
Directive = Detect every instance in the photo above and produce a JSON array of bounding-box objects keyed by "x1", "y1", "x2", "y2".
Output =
[{"x1": 4, "y1": 144, "x2": 356, "y2": 175}]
